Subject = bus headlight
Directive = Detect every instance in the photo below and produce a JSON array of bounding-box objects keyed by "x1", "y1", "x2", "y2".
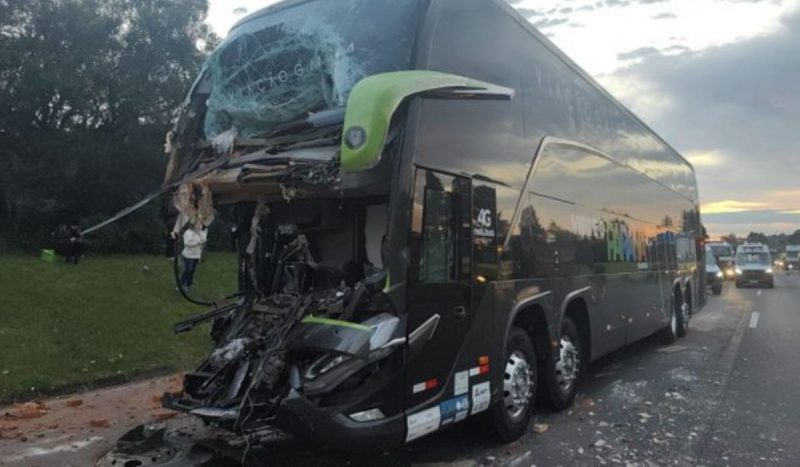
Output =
[
  {"x1": 716, "y1": 271, "x2": 724, "y2": 278},
  {"x1": 349, "y1": 408, "x2": 386, "y2": 422},
  {"x1": 766, "y1": 268, "x2": 774, "y2": 274},
  {"x1": 735, "y1": 268, "x2": 743, "y2": 275}
]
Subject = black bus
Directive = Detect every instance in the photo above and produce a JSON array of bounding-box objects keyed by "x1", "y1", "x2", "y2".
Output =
[{"x1": 162, "y1": 0, "x2": 703, "y2": 449}]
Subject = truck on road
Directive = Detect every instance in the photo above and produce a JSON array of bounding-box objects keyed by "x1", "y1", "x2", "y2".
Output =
[
  {"x1": 735, "y1": 243, "x2": 774, "y2": 288},
  {"x1": 707, "y1": 241, "x2": 736, "y2": 280}
]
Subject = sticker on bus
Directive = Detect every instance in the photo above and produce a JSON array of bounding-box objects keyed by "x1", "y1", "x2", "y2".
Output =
[
  {"x1": 471, "y1": 382, "x2": 491, "y2": 415},
  {"x1": 440, "y1": 395, "x2": 469, "y2": 426},
  {"x1": 454, "y1": 370, "x2": 469, "y2": 396},
  {"x1": 406, "y1": 406, "x2": 441, "y2": 442}
]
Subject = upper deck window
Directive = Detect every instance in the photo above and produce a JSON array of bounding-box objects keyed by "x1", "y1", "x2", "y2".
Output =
[{"x1": 203, "y1": 0, "x2": 420, "y2": 139}]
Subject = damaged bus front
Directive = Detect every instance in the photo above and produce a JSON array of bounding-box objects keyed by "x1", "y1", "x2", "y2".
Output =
[{"x1": 162, "y1": 0, "x2": 512, "y2": 449}]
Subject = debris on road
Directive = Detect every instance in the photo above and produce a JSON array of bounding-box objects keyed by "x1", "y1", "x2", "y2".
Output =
[
  {"x1": 4, "y1": 402, "x2": 48, "y2": 420},
  {"x1": 90, "y1": 419, "x2": 111, "y2": 429},
  {"x1": 533, "y1": 423, "x2": 549, "y2": 433}
]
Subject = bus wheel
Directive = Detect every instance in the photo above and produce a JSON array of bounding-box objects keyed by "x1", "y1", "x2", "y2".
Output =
[
  {"x1": 661, "y1": 300, "x2": 680, "y2": 344},
  {"x1": 489, "y1": 327, "x2": 537, "y2": 442},
  {"x1": 676, "y1": 292, "x2": 689, "y2": 338},
  {"x1": 544, "y1": 317, "x2": 582, "y2": 411}
]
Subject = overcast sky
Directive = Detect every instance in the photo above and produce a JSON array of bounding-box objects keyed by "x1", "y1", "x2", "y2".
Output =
[{"x1": 207, "y1": 0, "x2": 800, "y2": 238}]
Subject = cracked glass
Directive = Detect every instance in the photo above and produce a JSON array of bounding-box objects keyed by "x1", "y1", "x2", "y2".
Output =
[{"x1": 203, "y1": 0, "x2": 420, "y2": 139}]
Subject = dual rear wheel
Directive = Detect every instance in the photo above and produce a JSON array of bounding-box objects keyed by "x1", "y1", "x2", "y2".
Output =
[
  {"x1": 490, "y1": 294, "x2": 688, "y2": 441},
  {"x1": 489, "y1": 318, "x2": 583, "y2": 441}
]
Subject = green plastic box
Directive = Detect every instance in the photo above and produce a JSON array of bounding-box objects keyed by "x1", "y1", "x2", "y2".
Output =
[{"x1": 41, "y1": 249, "x2": 56, "y2": 262}]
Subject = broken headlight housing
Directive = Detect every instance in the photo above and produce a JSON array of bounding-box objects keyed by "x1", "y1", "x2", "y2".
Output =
[{"x1": 305, "y1": 354, "x2": 350, "y2": 380}]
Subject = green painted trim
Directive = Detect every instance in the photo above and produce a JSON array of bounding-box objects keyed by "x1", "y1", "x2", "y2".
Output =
[
  {"x1": 382, "y1": 271, "x2": 391, "y2": 294},
  {"x1": 340, "y1": 71, "x2": 514, "y2": 172},
  {"x1": 302, "y1": 316, "x2": 370, "y2": 332}
]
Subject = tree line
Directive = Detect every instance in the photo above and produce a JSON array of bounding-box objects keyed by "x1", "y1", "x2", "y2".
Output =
[
  {"x1": 718, "y1": 231, "x2": 800, "y2": 253},
  {"x1": 0, "y1": 0, "x2": 218, "y2": 254}
]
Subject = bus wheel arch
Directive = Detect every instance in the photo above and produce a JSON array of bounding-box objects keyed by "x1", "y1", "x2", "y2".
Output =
[
  {"x1": 509, "y1": 303, "x2": 550, "y2": 362},
  {"x1": 564, "y1": 298, "x2": 592, "y2": 365}
]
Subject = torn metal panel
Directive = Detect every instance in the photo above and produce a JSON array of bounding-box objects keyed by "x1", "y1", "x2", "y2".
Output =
[{"x1": 286, "y1": 317, "x2": 372, "y2": 359}]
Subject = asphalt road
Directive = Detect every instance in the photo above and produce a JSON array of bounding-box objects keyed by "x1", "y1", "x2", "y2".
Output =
[{"x1": 3, "y1": 272, "x2": 800, "y2": 466}]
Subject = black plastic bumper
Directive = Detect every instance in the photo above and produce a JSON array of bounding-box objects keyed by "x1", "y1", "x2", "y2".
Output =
[{"x1": 275, "y1": 389, "x2": 406, "y2": 450}]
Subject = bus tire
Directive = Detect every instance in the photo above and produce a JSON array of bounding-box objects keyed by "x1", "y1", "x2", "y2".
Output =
[
  {"x1": 661, "y1": 295, "x2": 681, "y2": 344},
  {"x1": 543, "y1": 317, "x2": 582, "y2": 411},
  {"x1": 676, "y1": 291, "x2": 689, "y2": 338},
  {"x1": 489, "y1": 327, "x2": 537, "y2": 442}
]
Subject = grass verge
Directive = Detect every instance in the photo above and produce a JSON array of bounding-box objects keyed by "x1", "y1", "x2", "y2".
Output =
[{"x1": 0, "y1": 253, "x2": 237, "y2": 403}]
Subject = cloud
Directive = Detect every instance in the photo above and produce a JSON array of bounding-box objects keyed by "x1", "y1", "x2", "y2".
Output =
[
  {"x1": 516, "y1": 8, "x2": 544, "y2": 19},
  {"x1": 617, "y1": 46, "x2": 661, "y2": 61},
  {"x1": 534, "y1": 17, "x2": 570, "y2": 29},
  {"x1": 652, "y1": 12, "x2": 677, "y2": 19},
  {"x1": 702, "y1": 201, "x2": 770, "y2": 214},
  {"x1": 703, "y1": 208, "x2": 800, "y2": 235},
  {"x1": 684, "y1": 149, "x2": 728, "y2": 167},
  {"x1": 606, "y1": 9, "x2": 800, "y2": 234}
]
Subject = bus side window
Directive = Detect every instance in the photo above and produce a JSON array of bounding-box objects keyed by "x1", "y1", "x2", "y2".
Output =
[{"x1": 411, "y1": 169, "x2": 468, "y2": 284}]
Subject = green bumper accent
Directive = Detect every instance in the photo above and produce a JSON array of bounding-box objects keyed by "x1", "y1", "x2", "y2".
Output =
[
  {"x1": 301, "y1": 316, "x2": 370, "y2": 332},
  {"x1": 340, "y1": 71, "x2": 514, "y2": 172}
]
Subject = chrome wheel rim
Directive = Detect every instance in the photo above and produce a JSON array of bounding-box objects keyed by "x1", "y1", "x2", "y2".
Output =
[
  {"x1": 681, "y1": 302, "x2": 690, "y2": 327},
  {"x1": 554, "y1": 336, "x2": 580, "y2": 393},
  {"x1": 503, "y1": 350, "x2": 533, "y2": 421}
]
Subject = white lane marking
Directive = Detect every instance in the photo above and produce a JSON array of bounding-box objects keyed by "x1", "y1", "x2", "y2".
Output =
[
  {"x1": 749, "y1": 312, "x2": 760, "y2": 329},
  {"x1": 757, "y1": 290, "x2": 762, "y2": 296}
]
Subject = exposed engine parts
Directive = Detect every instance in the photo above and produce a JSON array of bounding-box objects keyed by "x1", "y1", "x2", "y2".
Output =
[{"x1": 165, "y1": 196, "x2": 402, "y2": 437}]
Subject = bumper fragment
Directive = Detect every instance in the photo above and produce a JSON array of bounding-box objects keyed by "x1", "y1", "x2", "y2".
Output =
[{"x1": 276, "y1": 388, "x2": 405, "y2": 450}]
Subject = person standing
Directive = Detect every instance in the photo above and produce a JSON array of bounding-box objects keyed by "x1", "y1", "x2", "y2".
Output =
[{"x1": 180, "y1": 224, "x2": 208, "y2": 291}]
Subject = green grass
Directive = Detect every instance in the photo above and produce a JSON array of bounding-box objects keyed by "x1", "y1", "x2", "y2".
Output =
[{"x1": 0, "y1": 253, "x2": 238, "y2": 402}]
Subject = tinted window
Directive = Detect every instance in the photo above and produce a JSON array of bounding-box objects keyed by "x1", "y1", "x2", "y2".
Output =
[
  {"x1": 421, "y1": 188, "x2": 456, "y2": 282},
  {"x1": 411, "y1": 170, "x2": 470, "y2": 284}
]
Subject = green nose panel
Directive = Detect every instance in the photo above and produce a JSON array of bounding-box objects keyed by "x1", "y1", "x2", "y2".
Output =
[{"x1": 340, "y1": 71, "x2": 514, "y2": 172}]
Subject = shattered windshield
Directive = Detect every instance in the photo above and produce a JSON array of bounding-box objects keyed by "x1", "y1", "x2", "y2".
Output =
[{"x1": 203, "y1": 0, "x2": 420, "y2": 139}]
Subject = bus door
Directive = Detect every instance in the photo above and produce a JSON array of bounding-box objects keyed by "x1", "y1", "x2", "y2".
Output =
[{"x1": 406, "y1": 168, "x2": 473, "y2": 413}]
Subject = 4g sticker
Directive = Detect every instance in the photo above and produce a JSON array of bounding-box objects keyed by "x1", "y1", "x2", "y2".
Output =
[{"x1": 474, "y1": 208, "x2": 496, "y2": 239}]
